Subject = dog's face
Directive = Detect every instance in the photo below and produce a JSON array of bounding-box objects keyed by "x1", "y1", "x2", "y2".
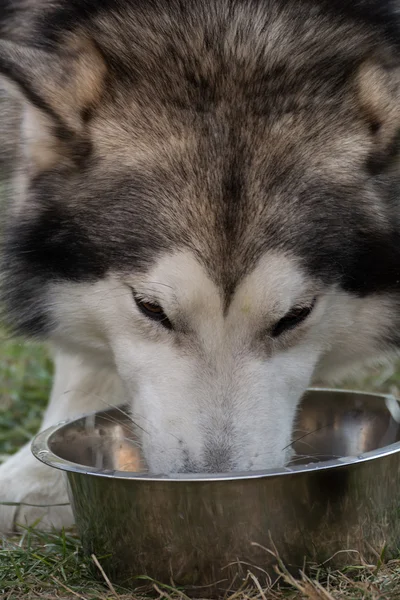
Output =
[
  {"x1": 51, "y1": 252, "x2": 324, "y2": 473},
  {"x1": 1, "y1": 0, "x2": 400, "y2": 472}
]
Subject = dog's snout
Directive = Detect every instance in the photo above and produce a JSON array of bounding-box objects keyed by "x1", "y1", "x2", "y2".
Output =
[{"x1": 201, "y1": 444, "x2": 233, "y2": 473}]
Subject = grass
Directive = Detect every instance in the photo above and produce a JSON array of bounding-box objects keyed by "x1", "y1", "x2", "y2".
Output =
[
  {"x1": 0, "y1": 335, "x2": 52, "y2": 461},
  {"x1": 2, "y1": 333, "x2": 400, "y2": 598}
]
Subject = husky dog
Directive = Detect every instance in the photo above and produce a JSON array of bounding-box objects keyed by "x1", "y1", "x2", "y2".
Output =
[{"x1": 0, "y1": 0, "x2": 399, "y2": 532}]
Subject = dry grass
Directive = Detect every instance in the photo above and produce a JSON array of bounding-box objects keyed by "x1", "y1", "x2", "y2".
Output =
[{"x1": 3, "y1": 526, "x2": 400, "y2": 600}]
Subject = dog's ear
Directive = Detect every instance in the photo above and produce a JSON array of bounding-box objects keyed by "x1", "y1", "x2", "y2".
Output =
[
  {"x1": 357, "y1": 56, "x2": 400, "y2": 168},
  {"x1": 0, "y1": 37, "x2": 106, "y2": 171}
]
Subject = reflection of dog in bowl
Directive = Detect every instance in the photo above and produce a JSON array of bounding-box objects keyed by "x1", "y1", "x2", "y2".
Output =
[{"x1": 0, "y1": 0, "x2": 399, "y2": 533}]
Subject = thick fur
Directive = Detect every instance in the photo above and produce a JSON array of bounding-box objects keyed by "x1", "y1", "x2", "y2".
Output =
[{"x1": 0, "y1": 0, "x2": 400, "y2": 532}]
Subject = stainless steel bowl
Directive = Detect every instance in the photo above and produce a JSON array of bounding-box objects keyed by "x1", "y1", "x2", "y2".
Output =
[{"x1": 32, "y1": 388, "x2": 400, "y2": 595}]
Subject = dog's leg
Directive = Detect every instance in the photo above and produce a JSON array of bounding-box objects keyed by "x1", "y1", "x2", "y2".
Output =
[{"x1": 0, "y1": 349, "x2": 125, "y2": 534}]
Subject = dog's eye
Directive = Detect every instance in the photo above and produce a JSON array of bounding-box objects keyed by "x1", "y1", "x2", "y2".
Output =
[
  {"x1": 271, "y1": 299, "x2": 316, "y2": 338},
  {"x1": 134, "y1": 296, "x2": 172, "y2": 330}
]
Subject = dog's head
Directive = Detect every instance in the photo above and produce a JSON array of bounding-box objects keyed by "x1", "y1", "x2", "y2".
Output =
[{"x1": 1, "y1": 0, "x2": 400, "y2": 472}]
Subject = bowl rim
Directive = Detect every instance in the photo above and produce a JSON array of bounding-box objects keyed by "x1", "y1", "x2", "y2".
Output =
[{"x1": 31, "y1": 388, "x2": 400, "y2": 482}]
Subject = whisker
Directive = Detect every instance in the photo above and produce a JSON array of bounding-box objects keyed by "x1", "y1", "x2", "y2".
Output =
[
  {"x1": 282, "y1": 423, "x2": 332, "y2": 452},
  {"x1": 289, "y1": 452, "x2": 341, "y2": 463},
  {"x1": 62, "y1": 389, "x2": 150, "y2": 436},
  {"x1": 146, "y1": 281, "x2": 174, "y2": 290},
  {"x1": 62, "y1": 388, "x2": 183, "y2": 444}
]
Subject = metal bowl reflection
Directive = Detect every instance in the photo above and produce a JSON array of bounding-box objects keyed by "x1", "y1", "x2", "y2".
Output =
[{"x1": 32, "y1": 388, "x2": 400, "y2": 595}]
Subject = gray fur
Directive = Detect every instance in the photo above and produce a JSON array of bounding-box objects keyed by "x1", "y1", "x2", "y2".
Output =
[{"x1": 0, "y1": 1, "x2": 399, "y2": 337}]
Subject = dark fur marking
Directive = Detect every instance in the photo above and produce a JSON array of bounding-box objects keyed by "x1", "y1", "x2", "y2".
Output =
[
  {"x1": 319, "y1": 0, "x2": 400, "y2": 47},
  {"x1": 1, "y1": 0, "x2": 400, "y2": 337},
  {"x1": 0, "y1": 272, "x2": 52, "y2": 337},
  {"x1": 0, "y1": 49, "x2": 76, "y2": 143},
  {"x1": 366, "y1": 130, "x2": 400, "y2": 176},
  {"x1": 303, "y1": 228, "x2": 400, "y2": 297},
  {"x1": 36, "y1": 0, "x2": 400, "y2": 48},
  {"x1": 80, "y1": 106, "x2": 93, "y2": 123},
  {"x1": 369, "y1": 121, "x2": 382, "y2": 135},
  {"x1": 5, "y1": 207, "x2": 106, "y2": 281}
]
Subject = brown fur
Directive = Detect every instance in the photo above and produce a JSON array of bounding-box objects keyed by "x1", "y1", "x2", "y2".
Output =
[{"x1": 0, "y1": 0, "x2": 399, "y2": 331}]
